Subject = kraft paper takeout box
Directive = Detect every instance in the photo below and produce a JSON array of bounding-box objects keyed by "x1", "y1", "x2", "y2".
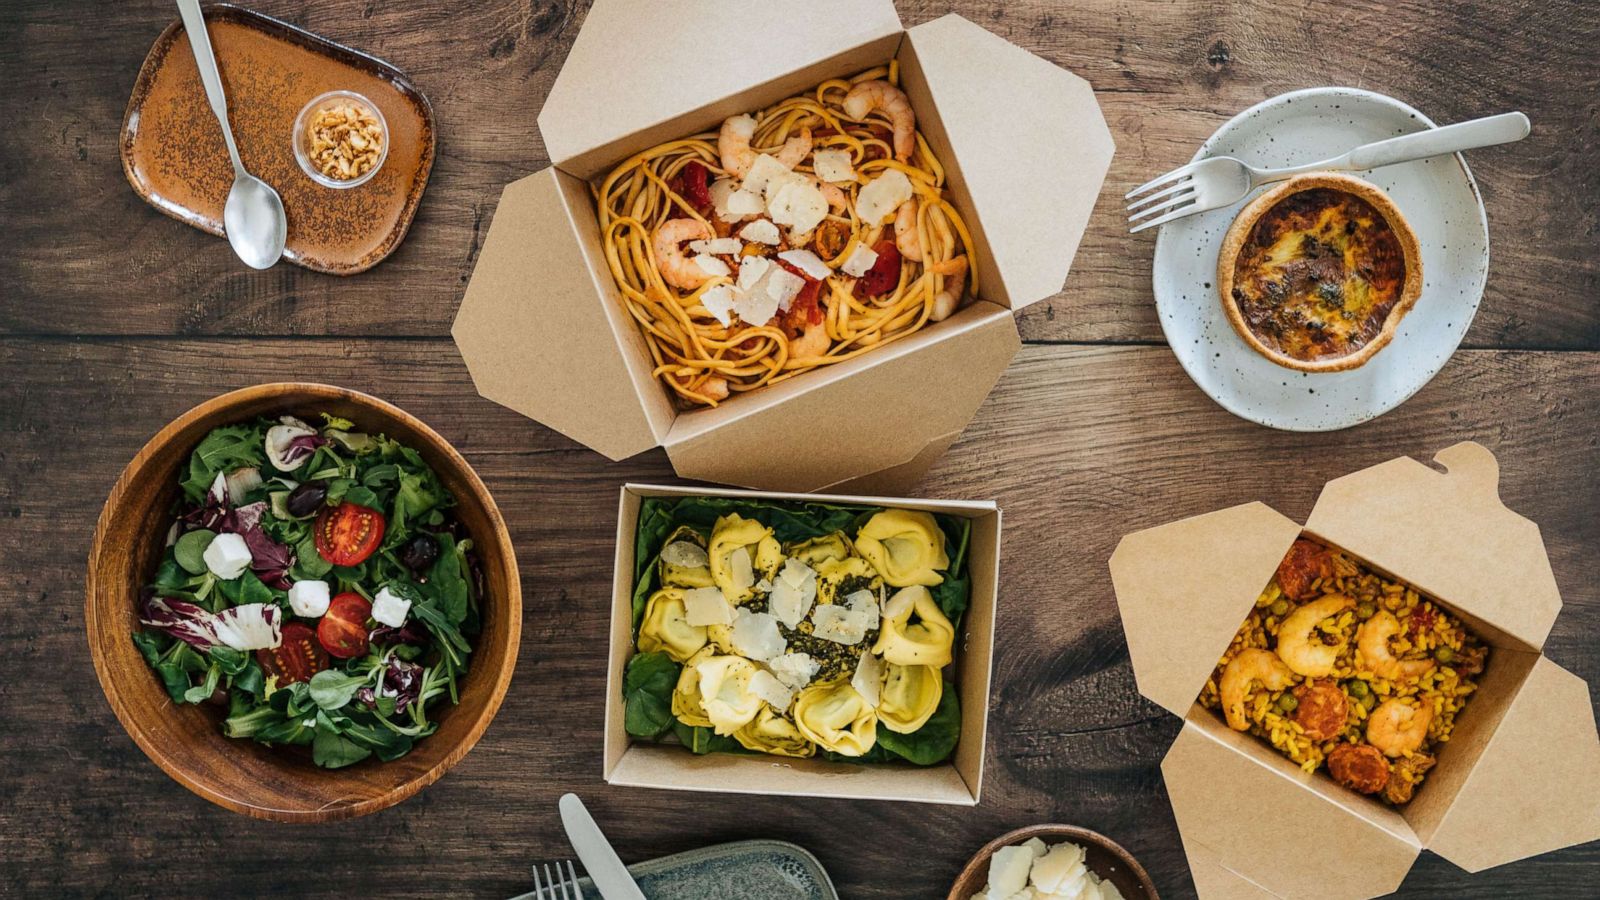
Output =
[
  {"x1": 452, "y1": 0, "x2": 1114, "y2": 494},
  {"x1": 603, "y1": 484, "x2": 1000, "y2": 804},
  {"x1": 1109, "y1": 443, "x2": 1600, "y2": 900}
]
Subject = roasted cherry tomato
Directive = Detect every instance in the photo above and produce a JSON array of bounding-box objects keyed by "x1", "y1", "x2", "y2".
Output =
[
  {"x1": 774, "y1": 259, "x2": 825, "y2": 333},
  {"x1": 257, "y1": 622, "x2": 328, "y2": 685},
  {"x1": 318, "y1": 592, "x2": 372, "y2": 659},
  {"x1": 852, "y1": 239, "x2": 902, "y2": 299},
  {"x1": 314, "y1": 501, "x2": 386, "y2": 567},
  {"x1": 667, "y1": 160, "x2": 713, "y2": 215}
]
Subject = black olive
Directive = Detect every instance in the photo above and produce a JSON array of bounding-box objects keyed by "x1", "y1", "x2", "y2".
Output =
[
  {"x1": 399, "y1": 534, "x2": 439, "y2": 573},
  {"x1": 286, "y1": 481, "x2": 328, "y2": 517}
]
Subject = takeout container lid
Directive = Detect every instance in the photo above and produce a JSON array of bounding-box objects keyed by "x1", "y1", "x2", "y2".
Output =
[
  {"x1": 602, "y1": 483, "x2": 1001, "y2": 805},
  {"x1": 452, "y1": 0, "x2": 1113, "y2": 492},
  {"x1": 1109, "y1": 443, "x2": 1600, "y2": 899}
]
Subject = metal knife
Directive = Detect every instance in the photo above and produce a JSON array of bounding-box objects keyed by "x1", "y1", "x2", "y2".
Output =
[{"x1": 559, "y1": 793, "x2": 647, "y2": 900}]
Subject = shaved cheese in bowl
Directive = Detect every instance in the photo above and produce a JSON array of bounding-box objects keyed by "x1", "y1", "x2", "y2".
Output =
[
  {"x1": 969, "y1": 838, "x2": 1125, "y2": 900},
  {"x1": 778, "y1": 249, "x2": 832, "y2": 281},
  {"x1": 840, "y1": 242, "x2": 880, "y2": 277},
  {"x1": 855, "y1": 169, "x2": 913, "y2": 225}
]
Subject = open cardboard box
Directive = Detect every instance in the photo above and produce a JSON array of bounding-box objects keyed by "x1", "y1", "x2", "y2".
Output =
[
  {"x1": 452, "y1": 0, "x2": 1114, "y2": 494},
  {"x1": 603, "y1": 484, "x2": 1000, "y2": 804},
  {"x1": 1109, "y1": 443, "x2": 1600, "y2": 899}
]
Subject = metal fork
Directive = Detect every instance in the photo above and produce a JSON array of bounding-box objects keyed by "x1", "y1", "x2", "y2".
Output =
[
  {"x1": 1125, "y1": 111, "x2": 1529, "y2": 233},
  {"x1": 531, "y1": 860, "x2": 584, "y2": 899}
]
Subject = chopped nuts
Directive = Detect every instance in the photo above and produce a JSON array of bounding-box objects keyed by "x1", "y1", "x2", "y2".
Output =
[{"x1": 303, "y1": 99, "x2": 384, "y2": 182}]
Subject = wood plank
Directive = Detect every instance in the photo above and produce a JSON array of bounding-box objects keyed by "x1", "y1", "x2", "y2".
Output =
[
  {"x1": 1, "y1": 0, "x2": 1595, "y2": 349},
  {"x1": 0, "y1": 338, "x2": 1594, "y2": 898}
]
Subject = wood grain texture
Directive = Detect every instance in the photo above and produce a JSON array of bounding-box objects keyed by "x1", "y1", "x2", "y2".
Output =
[
  {"x1": 0, "y1": 338, "x2": 1595, "y2": 898},
  {"x1": 0, "y1": 0, "x2": 1595, "y2": 348}
]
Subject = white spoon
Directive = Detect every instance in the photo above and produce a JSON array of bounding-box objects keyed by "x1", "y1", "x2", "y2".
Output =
[{"x1": 176, "y1": 0, "x2": 287, "y2": 269}]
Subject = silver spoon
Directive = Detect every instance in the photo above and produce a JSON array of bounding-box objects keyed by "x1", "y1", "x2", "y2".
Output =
[{"x1": 176, "y1": 0, "x2": 287, "y2": 269}]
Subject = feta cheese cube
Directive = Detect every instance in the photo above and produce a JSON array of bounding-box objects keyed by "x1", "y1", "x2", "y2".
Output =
[
  {"x1": 371, "y1": 586, "x2": 412, "y2": 628},
  {"x1": 287, "y1": 580, "x2": 331, "y2": 618},
  {"x1": 202, "y1": 532, "x2": 252, "y2": 580}
]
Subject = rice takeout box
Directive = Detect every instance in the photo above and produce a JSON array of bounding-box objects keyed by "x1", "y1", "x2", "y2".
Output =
[
  {"x1": 603, "y1": 484, "x2": 1001, "y2": 804},
  {"x1": 1108, "y1": 443, "x2": 1600, "y2": 899},
  {"x1": 452, "y1": 0, "x2": 1113, "y2": 494}
]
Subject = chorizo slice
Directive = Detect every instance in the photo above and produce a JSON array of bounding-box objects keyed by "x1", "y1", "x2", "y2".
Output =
[
  {"x1": 1276, "y1": 538, "x2": 1335, "y2": 600},
  {"x1": 1292, "y1": 680, "x2": 1350, "y2": 741},
  {"x1": 1327, "y1": 742, "x2": 1389, "y2": 795}
]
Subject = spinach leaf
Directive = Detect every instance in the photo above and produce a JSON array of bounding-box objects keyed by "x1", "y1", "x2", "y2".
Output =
[
  {"x1": 173, "y1": 529, "x2": 215, "y2": 575},
  {"x1": 312, "y1": 723, "x2": 372, "y2": 769},
  {"x1": 257, "y1": 716, "x2": 315, "y2": 745},
  {"x1": 232, "y1": 659, "x2": 265, "y2": 698},
  {"x1": 930, "y1": 514, "x2": 973, "y2": 624},
  {"x1": 426, "y1": 537, "x2": 471, "y2": 625},
  {"x1": 216, "y1": 570, "x2": 275, "y2": 607},
  {"x1": 308, "y1": 669, "x2": 369, "y2": 710},
  {"x1": 181, "y1": 424, "x2": 264, "y2": 502},
  {"x1": 133, "y1": 632, "x2": 192, "y2": 703},
  {"x1": 875, "y1": 684, "x2": 960, "y2": 765},
  {"x1": 623, "y1": 652, "x2": 680, "y2": 739},
  {"x1": 671, "y1": 720, "x2": 745, "y2": 755},
  {"x1": 292, "y1": 534, "x2": 333, "y2": 579}
]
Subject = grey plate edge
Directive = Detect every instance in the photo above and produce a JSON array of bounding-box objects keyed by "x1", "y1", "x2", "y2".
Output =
[{"x1": 510, "y1": 838, "x2": 839, "y2": 900}]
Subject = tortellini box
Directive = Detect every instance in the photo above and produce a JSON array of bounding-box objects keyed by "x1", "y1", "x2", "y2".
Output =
[{"x1": 604, "y1": 484, "x2": 1001, "y2": 805}]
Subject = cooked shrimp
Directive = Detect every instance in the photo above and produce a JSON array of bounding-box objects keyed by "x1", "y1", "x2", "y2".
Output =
[
  {"x1": 842, "y1": 80, "x2": 915, "y2": 160},
  {"x1": 789, "y1": 322, "x2": 829, "y2": 358},
  {"x1": 1366, "y1": 699, "x2": 1432, "y2": 757},
  {"x1": 654, "y1": 218, "x2": 714, "y2": 290},
  {"x1": 1357, "y1": 611, "x2": 1436, "y2": 681},
  {"x1": 1219, "y1": 648, "x2": 1297, "y2": 731},
  {"x1": 718, "y1": 115, "x2": 812, "y2": 178},
  {"x1": 698, "y1": 376, "x2": 729, "y2": 402},
  {"x1": 1327, "y1": 742, "x2": 1389, "y2": 794},
  {"x1": 894, "y1": 199, "x2": 923, "y2": 261},
  {"x1": 1275, "y1": 594, "x2": 1355, "y2": 677},
  {"x1": 929, "y1": 254, "x2": 968, "y2": 322},
  {"x1": 817, "y1": 179, "x2": 848, "y2": 211}
]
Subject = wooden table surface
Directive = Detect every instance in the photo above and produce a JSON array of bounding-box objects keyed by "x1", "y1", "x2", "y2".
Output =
[{"x1": 2, "y1": 1, "x2": 1596, "y2": 897}]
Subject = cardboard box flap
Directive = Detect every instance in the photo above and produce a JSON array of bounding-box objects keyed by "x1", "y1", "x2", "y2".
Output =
[
  {"x1": 1305, "y1": 443, "x2": 1562, "y2": 648},
  {"x1": 1426, "y1": 656, "x2": 1600, "y2": 872},
  {"x1": 661, "y1": 302, "x2": 1019, "y2": 493},
  {"x1": 902, "y1": 15, "x2": 1114, "y2": 310},
  {"x1": 537, "y1": 0, "x2": 904, "y2": 168},
  {"x1": 1163, "y1": 719, "x2": 1419, "y2": 900},
  {"x1": 452, "y1": 168, "x2": 661, "y2": 461},
  {"x1": 1109, "y1": 503, "x2": 1302, "y2": 716}
]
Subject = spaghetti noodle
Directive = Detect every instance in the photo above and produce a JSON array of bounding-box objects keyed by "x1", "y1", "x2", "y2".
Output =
[{"x1": 594, "y1": 64, "x2": 977, "y2": 408}]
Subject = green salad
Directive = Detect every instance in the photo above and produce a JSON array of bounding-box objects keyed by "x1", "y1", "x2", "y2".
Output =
[
  {"x1": 133, "y1": 413, "x2": 480, "y2": 769},
  {"x1": 623, "y1": 495, "x2": 970, "y2": 765}
]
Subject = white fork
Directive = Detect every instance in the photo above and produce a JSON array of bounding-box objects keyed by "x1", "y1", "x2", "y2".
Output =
[
  {"x1": 531, "y1": 860, "x2": 584, "y2": 899},
  {"x1": 1125, "y1": 111, "x2": 1529, "y2": 233}
]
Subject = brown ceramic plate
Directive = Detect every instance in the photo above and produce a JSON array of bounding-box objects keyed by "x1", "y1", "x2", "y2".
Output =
[
  {"x1": 948, "y1": 824, "x2": 1159, "y2": 900},
  {"x1": 121, "y1": 4, "x2": 435, "y2": 274},
  {"x1": 86, "y1": 384, "x2": 519, "y2": 821}
]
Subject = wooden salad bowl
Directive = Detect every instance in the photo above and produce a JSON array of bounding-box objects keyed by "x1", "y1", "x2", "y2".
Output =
[
  {"x1": 947, "y1": 824, "x2": 1159, "y2": 900},
  {"x1": 85, "y1": 383, "x2": 521, "y2": 822}
]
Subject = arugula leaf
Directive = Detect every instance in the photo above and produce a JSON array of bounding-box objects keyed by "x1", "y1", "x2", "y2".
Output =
[
  {"x1": 181, "y1": 424, "x2": 264, "y2": 502},
  {"x1": 308, "y1": 670, "x2": 370, "y2": 710},
  {"x1": 623, "y1": 652, "x2": 680, "y2": 739},
  {"x1": 875, "y1": 684, "x2": 961, "y2": 765}
]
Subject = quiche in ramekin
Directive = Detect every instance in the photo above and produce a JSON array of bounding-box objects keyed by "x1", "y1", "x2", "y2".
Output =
[{"x1": 1217, "y1": 173, "x2": 1422, "y2": 373}]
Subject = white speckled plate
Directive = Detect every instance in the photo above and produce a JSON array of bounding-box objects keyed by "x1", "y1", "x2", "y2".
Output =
[{"x1": 1152, "y1": 87, "x2": 1489, "y2": 430}]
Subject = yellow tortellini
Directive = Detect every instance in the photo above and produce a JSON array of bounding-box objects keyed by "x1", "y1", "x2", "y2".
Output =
[
  {"x1": 708, "y1": 514, "x2": 781, "y2": 603},
  {"x1": 694, "y1": 654, "x2": 764, "y2": 735},
  {"x1": 637, "y1": 589, "x2": 707, "y2": 662},
  {"x1": 657, "y1": 525, "x2": 715, "y2": 588},
  {"x1": 785, "y1": 531, "x2": 854, "y2": 567},
  {"x1": 734, "y1": 708, "x2": 816, "y2": 758},
  {"x1": 873, "y1": 585, "x2": 955, "y2": 668},
  {"x1": 855, "y1": 509, "x2": 949, "y2": 587},
  {"x1": 793, "y1": 680, "x2": 878, "y2": 757},
  {"x1": 814, "y1": 555, "x2": 880, "y2": 607},
  {"x1": 671, "y1": 647, "x2": 717, "y2": 728},
  {"x1": 878, "y1": 663, "x2": 943, "y2": 733}
]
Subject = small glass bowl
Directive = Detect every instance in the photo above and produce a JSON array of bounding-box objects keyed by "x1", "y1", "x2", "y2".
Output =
[{"x1": 292, "y1": 90, "x2": 389, "y2": 189}]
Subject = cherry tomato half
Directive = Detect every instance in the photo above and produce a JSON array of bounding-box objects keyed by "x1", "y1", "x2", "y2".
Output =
[
  {"x1": 852, "y1": 239, "x2": 902, "y2": 299},
  {"x1": 317, "y1": 593, "x2": 372, "y2": 659},
  {"x1": 257, "y1": 622, "x2": 328, "y2": 685},
  {"x1": 314, "y1": 501, "x2": 386, "y2": 567}
]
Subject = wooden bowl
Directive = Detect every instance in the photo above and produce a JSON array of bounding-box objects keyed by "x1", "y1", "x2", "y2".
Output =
[
  {"x1": 948, "y1": 824, "x2": 1159, "y2": 900},
  {"x1": 85, "y1": 383, "x2": 521, "y2": 822}
]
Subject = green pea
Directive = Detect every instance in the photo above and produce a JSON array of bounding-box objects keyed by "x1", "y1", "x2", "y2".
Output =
[
  {"x1": 1360, "y1": 693, "x2": 1377, "y2": 711},
  {"x1": 1356, "y1": 602, "x2": 1376, "y2": 620},
  {"x1": 1348, "y1": 680, "x2": 1370, "y2": 699},
  {"x1": 1270, "y1": 599, "x2": 1290, "y2": 617},
  {"x1": 1276, "y1": 693, "x2": 1299, "y2": 713},
  {"x1": 1435, "y1": 646, "x2": 1456, "y2": 663}
]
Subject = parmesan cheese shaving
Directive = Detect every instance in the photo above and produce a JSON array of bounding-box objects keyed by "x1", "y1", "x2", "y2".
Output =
[
  {"x1": 738, "y1": 219, "x2": 781, "y2": 245},
  {"x1": 683, "y1": 586, "x2": 734, "y2": 626},
  {"x1": 693, "y1": 255, "x2": 731, "y2": 278},
  {"x1": 811, "y1": 148, "x2": 855, "y2": 184},
  {"x1": 777, "y1": 249, "x2": 831, "y2": 280},
  {"x1": 840, "y1": 243, "x2": 879, "y2": 277},
  {"x1": 855, "y1": 169, "x2": 913, "y2": 225},
  {"x1": 699, "y1": 285, "x2": 736, "y2": 326}
]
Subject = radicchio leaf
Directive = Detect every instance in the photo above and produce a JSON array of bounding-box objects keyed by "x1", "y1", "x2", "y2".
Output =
[
  {"x1": 227, "y1": 501, "x2": 295, "y2": 590},
  {"x1": 369, "y1": 622, "x2": 427, "y2": 646},
  {"x1": 182, "y1": 473, "x2": 233, "y2": 531},
  {"x1": 211, "y1": 603, "x2": 282, "y2": 651},
  {"x1": 140, "y1": 596, "x2": 223, "y2": 650},
  {"x1": 265, "y1": 416, "x2": 327, "y2": 472},
  {"x1": 359, "y1": 656, "x2": 425, "y2": 714}
]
